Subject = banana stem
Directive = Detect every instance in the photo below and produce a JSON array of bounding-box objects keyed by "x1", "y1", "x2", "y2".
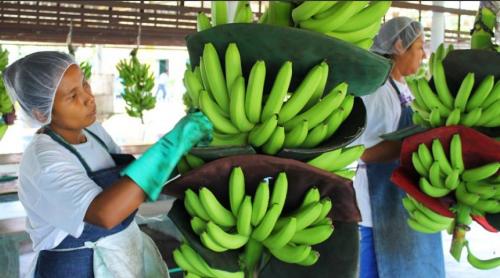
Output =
[
  {"x1": 242, "y1": 239, "x2": 263, "y2": 278},
  {"x1": 450, "y1": 204, "x2": 471, "y2": 261}
]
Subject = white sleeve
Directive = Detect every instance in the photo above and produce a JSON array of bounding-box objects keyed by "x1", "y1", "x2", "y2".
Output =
[
  {"x1": 87, "y1": 122, "x2": 121, "y2": 154},
  {"x1": 359, "y1": 89, "x2": 397, "y2": 148},
  {"x1": 32, "y1": 142, "x2": 102, "y2": 237}
]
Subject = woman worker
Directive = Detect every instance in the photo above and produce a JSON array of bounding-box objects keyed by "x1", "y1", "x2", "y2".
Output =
[
  {"x1": 353, "y1": 17, "x2": 445, "y2": 278},
  {"x1": 3, "y1": 51, "x2": 213, "y2": 277}
]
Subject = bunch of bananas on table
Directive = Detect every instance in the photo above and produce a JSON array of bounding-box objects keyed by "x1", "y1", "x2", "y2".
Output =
[
  {"x1": 176, "y1": 167, "x2": 334, "y2": 276},
  {"x1": 408, "y1": 61, "x2": 500, "y2": 128},
  {"x1": 289, "y1": 1, "x2": 391, "y2": 49},
  {"x1": 184, "y1": 43, "x2": 354, "y2": 154},
  {"x1": 307, "y1": 145, "x2": 365, "y2": 180}
]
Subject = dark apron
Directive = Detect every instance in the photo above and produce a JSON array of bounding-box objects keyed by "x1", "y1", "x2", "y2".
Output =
[
  {"x1": 366, "y1": 79, "x2": 445, "y2": 278},
  {"x1": 34, "y1": 127, "x2": 136, "y2": 278}
]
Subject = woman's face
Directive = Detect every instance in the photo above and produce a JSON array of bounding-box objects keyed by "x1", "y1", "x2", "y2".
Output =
[
  {"x1": 394, "y1": 35, "x2": 426, "y2": 76},
  {"x1": 51, "y1": 64, "x2": 96, "y2": 130}
]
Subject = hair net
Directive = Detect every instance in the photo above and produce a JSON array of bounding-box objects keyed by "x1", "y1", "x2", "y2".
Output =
[
  {"x1": 3, "y1": 51, "x2": 75, "y2": 126},
  {"x1": 371, "y1": 17, "x2": 424, "y2": 56}
]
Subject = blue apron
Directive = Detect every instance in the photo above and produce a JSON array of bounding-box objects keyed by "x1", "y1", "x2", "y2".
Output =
[
  {"x1": 365, "y1": 79, "x2": 445, "y2": 278},
  {"x1": 34, "y1": 127, "x2": 137, "y2": 278}
]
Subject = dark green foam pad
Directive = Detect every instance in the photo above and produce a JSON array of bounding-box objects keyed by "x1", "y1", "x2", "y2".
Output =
[
  {"x1": 189, "y1": 145, "x2": 256, "y2": 161},
  {"x1": 186, "y1": 23, "x2": 391, "y2": 96}
]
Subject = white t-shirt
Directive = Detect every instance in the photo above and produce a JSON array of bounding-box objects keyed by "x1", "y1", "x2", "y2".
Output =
[
  {"x1": 18, "y1": 123, "x2": 121, "y2": 251},
  {"x1": 351, "y1": 79, "x2": 413, "y2": 227}
]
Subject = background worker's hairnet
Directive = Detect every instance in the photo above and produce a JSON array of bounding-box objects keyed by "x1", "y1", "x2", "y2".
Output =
[
  {"x1": 371, "y1": 17, "x2": 424, "y2": 56},
  {"x1": 3, "y1": 51, "x2": 75, "y2": 126}
]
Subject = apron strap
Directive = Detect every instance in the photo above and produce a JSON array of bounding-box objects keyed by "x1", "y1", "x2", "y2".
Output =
[{"x1": 38, "y1": 126, "x2": 109, "y2": 174}]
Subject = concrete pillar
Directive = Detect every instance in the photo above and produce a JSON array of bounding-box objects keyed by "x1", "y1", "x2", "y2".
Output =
[
  {"x1": 226, "y1": 1, "x2": 238, "y2": 23},
  {"x1": 431, "y1": 1, "x2": 445, "y2": 51}
]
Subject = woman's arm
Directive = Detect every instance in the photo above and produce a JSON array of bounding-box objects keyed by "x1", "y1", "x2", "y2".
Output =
[
  {"x1": 84, "y1": 177, "x2": 145, "y2": 229},
  {"x1": 361, "y1": 140, "x2": 402, "y2": 164}
]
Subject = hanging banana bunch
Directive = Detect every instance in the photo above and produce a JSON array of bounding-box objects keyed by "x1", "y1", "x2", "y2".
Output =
[
  {"x1": 116, "y1": 48, "x2": 156, "y2": 124},
  {"x1": 0, "y1": 46, "x2": 14, "y2": 140}
]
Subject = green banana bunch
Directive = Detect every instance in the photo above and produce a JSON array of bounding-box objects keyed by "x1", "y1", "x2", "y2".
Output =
[
  {"x1": 173, "y1": 242, "x2": 244, "y2": 278},
  {"x1": 197, "y1": 12, "x2": 212, "y2": 32},
  {"x1": 428, "y1": 43, "x2": 453, "y2": 76},
  {"x1": 116, "y1": 49, "x2": 156, "y2": 124},
  {"x1": 470, "y1": 7, "x2": 497, "y2": 50},
  {"x1": 402, "y1": 195, "x2": 453, "y2": 234},
  {"x1": 0, "y1": 46, "x2": 14, "y2": 133},
  {"x1": 181, "y1": 169, "x2": 335, "y2": 273},
  {"x1": 409, "y1": 72, "x2": 499, "y2": 128},
  {"x1": 282, "y1": 1, "x2": 391, "y2": 49},
  {"x1": 176, "y1": 154, "x2": 205, "y2": 175},
  {"x1": 233, "y1": 1, "x2": 254, "y2": 23},
  {"x1": 307, "y1": 145, "x2": 365, "y2": 180},
  {"x1": 184, "y1": 42, "x2": 356, "y2": 152}
]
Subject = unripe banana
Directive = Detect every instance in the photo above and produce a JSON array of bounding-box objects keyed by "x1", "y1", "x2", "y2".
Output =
[
  {"x1": 262, "y1": 217, "x2": 297, "y2": 250},
  {"x1": 297, "y1": 250, "x2": 320, "y2": 266},
  {"x1": 326, "y1": 20, "x2": 381, "y2": 43},
  {"x1": 233, "y1": 2, "x2": 253, "y2": 23},
  {"x1": 283, "y1": 120, "x2": 309, "y2": 148},
  {"x1": 465, "y1": 181, "x2": 497, "y2": 199},
  {"x1": 482, "y1": 115, "x2": 500, "y2": 127},
  {"x1": 237, "y1": 196, "x2": 253, "y2": 237},
  {"x1": 291, "y1": 1, "x2": 330, "y2": 22},
  {"x1": 324, "y1": 109, "x2": 344, "y2": 138},
  {"x1": 199, "y1": 58, "x2": 211, "y2": 93},
  {"x1": 197, "y1": 12, "x2": 212, "y2": 32},
  {"x1": 304, "y1": 61, "x2": 329, "y2": 111},
  {"x1": 185, "y1": 272, "x2": 201, "y2": 278},
  {"x1": 203, "y1": 43, "x2": 229, "y2": 113},
  {"x1": 183, "y1": 69, "x2": 203, "y2": 107},
  {"x1": 225, "y1": 43, "x2": 242, "y2": 91},
  {"x1": 252, "y1": 203, "x2": 282, "y2": 241},
  {"x1": 433, "y1": 60, "x2": 454, "y2": 109},
  {"x1": 472, "y1": 199, "x2": 500, "y2": 214},
  {"x1": 335, "y1": 1, "x2": 391, "y2": 32},
  {"x1": 261, "y1": 126, "x2": 285, "y2": 155},
  {"x1": 211, "y1": 269, "x2": 244, "y2": 278},
  {"x1": 191, "y1": 216, "x2": 207, "y2": 235},
  {"x1": 291, "y1": 223, "x2": 334, "y2": 246},
  {"x1": 330, "y1": 145, "x2": 365, "y2": 171},
  {"x1": 300, "y1": 124, "x2": 328, "y2": 148},
  {"x1": 445, "y1": 169, "x2": 460, "y2": 190},
  {"x1": 278, "y1": 64, "x2": 323, "y2": 123},
  {"x1": 206, "y1": 221, "x2": 248, "y2": 249},
  {"x1": 242, "y1": 238, "x2": 263, "y2": 273},
  {"x1": 455, "y1": 182, "x2": 480, "y2": 206},
  {"x1": 270, "y1": 172, "x2": 288, "y2": 212},
  {"x1": 185, "y1": 154, "x2": 204, "y2": 169},
  {"x1": 445, "y1": 108, "x2": 461, "y2": 126},
  {"x1": 466, "y1": 75, "x2": 495, "y2": 111},
  {"x1": 402, "y1": 197, "x2": 418, "y2": 216},
  {"x1": 407, "y1": 217, "x2": 438, "y2": 234},
  {"x1": 431, "y1": 139, "x2": 453, "y2": 175},
  {"x1": 481, "y1": 80, "x2": 500, "y2": 108},
  {"x1": 229, "y1": 166, "x2": 246, "y2": 216},
  {"x1": 200, "y1": 231, "x2": 228, "y2": 252},
  {"x1": 292, "y1": 201, "x2": 323, "y2": 231},
  {"x1": 307, "y1": 148, "x2": 342, "y2": 171},
  {"x1": 248, "y1": 114, "x2": 278, "y2": 147},
  {"x1": 269, "y1": 244, "x2": 312, "y2": 264},
  {"x1": 450, "y1": 134, "x2": 465, "y2": 172},
  {"x1": 245, "y1": 60, "x2": 266, "y2": 123},
  {"x1": 284, "y1": 82, "x2": 347, "y2": 131},
  {"x1": 199, "y1": 90, "x2": 239, "y2": 134},
  {"x1": 419, "y1": 177, "x2": 450, "y2": 198},
  {"x1": 465, "y1": 242, "x2": 500, "y2": 270},
  {"x1": 354, "y1": 38, "x2": 374, "y2": 50},
  {"x1": 454, "y1": 72, "x2": 475, "y2": 112},
  {"x1": 177, "y1": 156, "x2": 191, "y2": 175},
  {"x1": 172, "y1": 249, "x2": 205, "y2": 276},
  {"x1": 412, "y1": 112, "x2": 427, "y2": 126},
  {"x1": 315, "y1": 217, "x2": 333, "y2": 226},
  {"x1": 211, "y1": 1, "x2": 227, "y2": 26},
  {"x1": 429, "y1": 107, "x2": 443, "y2": 127},
  {"x1": 476, "y1": 99, "x2": 500, "y2": 126},
  {"x1": 261, "y1": 61, "x2": 293, "y2": 122},
  {"x1": 460, "y1": 107, "x2": 482, "y2": 127},
  {"x1": 417, "y1": 143, "x2": 433, "y2": 171},
  {"x1": 185, "y1": 188, "x2": 210, "y2": 221},
  {"x1": 408, "y1": 79, "x2": 428, "y2": 110},
  {"x1": 417, "y1": 78, "x2": 451, "y2": 116},
  {"x1": 412, "y1": 210, "x2": 448, "y2": 232},
  {"x1": 179, "y1": 243, "x2": 215, "y2": 277},
  {"x1": 313, "y1": 198, "x2": 333, "y2": 225},
  {"x1": 312, "y1": 2, "x2": 341, "y2": 20},
  {"x1": 210, "y1": 132, "x2": 248, "y2": 147},
  {"x1": 298, "y1": 187, "x2": 321, "y2": 210},
  {"x1": 408, "y1": 196, "x2": 454, "y2": 225},
  {"x1": 298, "y1": 1, "x2": 369, "y2": 33},
  {"x1": 462, "y1": 162, "x2": 500, "y2": 182},
  {"x1": 412, "y1": 152, "x2": 428, "y2": 177},
  {"x1": 429, "y1": 161, "x2": 445, "y2": 188},
  {"x1": 199, "y1": 187, "x2": 236, "y2": 227},
  {"x1": 410, "y1": 102, "x2": 431, "y2": 119},
  {"x1": 252, "y1": 179, "x2": 270, "y2": 226},
  {"x1": 333, "y1": 169, "x2": 357, "y2": 180},
  {"x1": 340, "y1": 94, "x2": 355, "y2": 121}
]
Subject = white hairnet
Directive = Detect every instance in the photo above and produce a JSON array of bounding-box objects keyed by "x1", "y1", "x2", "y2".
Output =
[
  {"x1": 371, "y1": 17, "x2": 424, "y2": 56},
  {"x1": 3, "y1": 51, "x2": 75, "y2": 125}
]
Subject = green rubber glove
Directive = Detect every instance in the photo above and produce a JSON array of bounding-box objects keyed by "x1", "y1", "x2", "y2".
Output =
[{"x1": 121, "y1": 112, "x2": 213, "y2": 201}]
